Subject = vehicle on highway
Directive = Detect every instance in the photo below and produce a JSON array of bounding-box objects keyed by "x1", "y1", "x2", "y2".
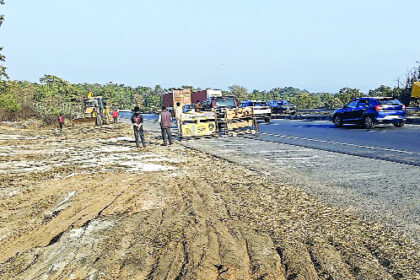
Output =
[
  {"x1": 201, "y1": 96, "x2": 238, "y2": 129},
  {"x1": 239, "y1": 100, "x2": 272, "y2": 123},
  {"x1": 266, "y1": 100, "x2": 297, "y2": 115},
  {"x1": 332, "y1": 97, "x2": 406, "y2": 129}
]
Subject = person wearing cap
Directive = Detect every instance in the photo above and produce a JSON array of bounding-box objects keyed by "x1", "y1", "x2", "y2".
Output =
[{"x1": 131, "y1": 106, "x2": 146, "y2": 148}]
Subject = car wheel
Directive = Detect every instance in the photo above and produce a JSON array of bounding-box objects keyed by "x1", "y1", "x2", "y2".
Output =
[
  {"x1": 333, "y1": 115, "x2": 343, "y2": 128},
  {"x1": 264, "y1": 117, "x2": 271, "y2": 123},
  {"x1": 393, "y1": 122, "x2": 405, "y2": 127},
  {"x1": 363, "y1": 116, "x2": 374, "y2": 129}
]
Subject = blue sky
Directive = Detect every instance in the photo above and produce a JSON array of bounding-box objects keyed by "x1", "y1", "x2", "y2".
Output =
[{"x1": 1, "y1": 0, "x2": 419, "y2": 92}]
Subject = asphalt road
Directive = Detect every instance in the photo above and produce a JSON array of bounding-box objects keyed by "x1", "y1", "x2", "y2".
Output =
[{"x1": 256, "y1": 119, "x2": 420, "y2": 166}]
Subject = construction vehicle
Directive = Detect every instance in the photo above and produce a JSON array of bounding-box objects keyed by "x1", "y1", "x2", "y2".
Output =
[{"x1": 73, "y1": 92, "x2": 111, "y2": 126}]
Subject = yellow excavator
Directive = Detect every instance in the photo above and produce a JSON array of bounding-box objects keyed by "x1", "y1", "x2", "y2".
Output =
[{"x1": 73, "y1": 92, "x2": 111, "y2": 126}]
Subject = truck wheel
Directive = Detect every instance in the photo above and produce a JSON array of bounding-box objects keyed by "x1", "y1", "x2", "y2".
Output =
[{"x1": 364, "y1": 116, "x2": 374, "y2": 129}]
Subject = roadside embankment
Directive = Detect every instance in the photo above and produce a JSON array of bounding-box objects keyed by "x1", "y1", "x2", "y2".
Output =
[{"x1": 0, "y1": 122, "x2": 418, "y2": 279}]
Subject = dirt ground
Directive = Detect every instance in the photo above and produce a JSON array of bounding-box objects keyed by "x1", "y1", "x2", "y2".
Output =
[{"x1": 0, "y1": 123, "x2": 419, "y2": 280}]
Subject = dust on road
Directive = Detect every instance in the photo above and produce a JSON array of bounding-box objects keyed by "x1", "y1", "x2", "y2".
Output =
[{"x1": 0, "y1": 123, "x2": 418, "y2": 279}]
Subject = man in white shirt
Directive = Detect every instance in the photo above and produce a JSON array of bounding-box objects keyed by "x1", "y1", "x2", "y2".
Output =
[{"x1": 175, "y1": 102, "x2": 182, "y2": 132}]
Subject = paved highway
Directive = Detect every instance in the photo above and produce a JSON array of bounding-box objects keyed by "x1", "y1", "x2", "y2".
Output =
[{"x1": 255, "y1": 119, "x2": 420, "y2": 166}]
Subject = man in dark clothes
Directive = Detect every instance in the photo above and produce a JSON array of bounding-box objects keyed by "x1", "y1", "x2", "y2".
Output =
[
  {"x1": 131, "y1": 106, "x2": 146, "y2": 148},
  {"x1": 158, "y1": 106, "x2": 172, "y2": 146}
]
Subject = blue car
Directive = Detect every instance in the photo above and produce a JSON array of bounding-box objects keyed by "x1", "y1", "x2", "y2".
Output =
[
  {"x1": 332, "y1": 97, "x2": 406, "y2": 129},
  {"x1": 266, "y1": 100, "x2": 296, "y2": 115}
]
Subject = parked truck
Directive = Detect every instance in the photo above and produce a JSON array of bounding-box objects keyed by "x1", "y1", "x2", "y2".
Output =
[
  {"x1": 162, "y1": 89, "x2": 191, "y2": 114},
  {"x1": 191, "y1": 89, "x2": 223, "y2": 104}
]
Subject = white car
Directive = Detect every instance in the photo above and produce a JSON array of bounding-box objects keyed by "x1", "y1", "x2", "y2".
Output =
[{"x1": 239, "y1": 100, "x2": 272, "y2": 123}]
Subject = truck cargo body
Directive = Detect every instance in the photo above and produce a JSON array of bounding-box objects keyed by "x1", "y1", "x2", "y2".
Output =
[
  {"x1": 162, "y1": 89, "x2": 191, "y2": 111},
  {"x1": 191, "y1": 89, "x2": 222, "y2": 104}
]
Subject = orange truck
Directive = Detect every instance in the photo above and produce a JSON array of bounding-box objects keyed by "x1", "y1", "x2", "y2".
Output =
[{"x1": 162, "y1": 89, "x2": 191, "y2": 114}]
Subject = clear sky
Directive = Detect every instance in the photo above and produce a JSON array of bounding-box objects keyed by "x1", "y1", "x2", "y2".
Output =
[{"x1": 1, "y1": 0, "x2": 419, "y2": 93}]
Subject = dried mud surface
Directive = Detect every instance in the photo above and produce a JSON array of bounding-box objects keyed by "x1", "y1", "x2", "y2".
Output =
[{"x1": 0, "y1": 123, "x2": 419, "y2": 280}]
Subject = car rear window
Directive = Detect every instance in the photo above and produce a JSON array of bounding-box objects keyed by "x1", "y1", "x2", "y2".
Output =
[
  {"x1": 215, "y1": 97, "x2": 235, "y2": 107},
  {"x1": 376, "y1": 99, "x2": 401, "y2": 105}
]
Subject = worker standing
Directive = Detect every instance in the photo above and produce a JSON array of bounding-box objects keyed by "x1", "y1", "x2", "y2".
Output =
[
  {"x1": 158, "y1": 106, "x2": 173, "y2": 146},
  {"x1": 175, "y1": 102, "x2": 182, "y2": 132},
  {"x1": 131, "y1": 106, "x2": 146, "y2": 148},
  {"x1": 112, "y1": 109, "x2": 118, "y2": 123},
  {"x1": 58, "y1": 113, "x2": 64, "y2": 131}
]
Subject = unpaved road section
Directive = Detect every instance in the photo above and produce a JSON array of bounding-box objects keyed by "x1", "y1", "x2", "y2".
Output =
[{"x1": 0, "y1": 123, "x2": 419, "y2": 279}]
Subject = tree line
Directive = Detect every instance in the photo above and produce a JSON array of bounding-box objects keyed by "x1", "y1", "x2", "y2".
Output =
[{"x1": 0, "y1": 69, "x2": 418, "y2": 124}]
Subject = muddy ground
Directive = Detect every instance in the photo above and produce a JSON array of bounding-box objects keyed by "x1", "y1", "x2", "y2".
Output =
[{"x1": 0, "y1": 123, "x2": 419, "y2": 279}]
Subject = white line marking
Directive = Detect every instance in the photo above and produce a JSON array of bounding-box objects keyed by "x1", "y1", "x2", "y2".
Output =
[{"x1": 259, "y1": 132, "x2": 416, "y2": 155}]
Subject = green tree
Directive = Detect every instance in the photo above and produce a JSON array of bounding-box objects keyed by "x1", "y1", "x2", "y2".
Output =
[
  {"x1": 132, "y1": 93, "x2": 144, "y2": 108},
  {"x1": 142, "y1": 85, "x2": 163, "y2": 110},
  {"x1": 228, "y1": 85, "x2": 248, "y2": 102},
  {"x1": 289, "y1": 92, "x2": 321, "y2": 109},
  {"x1": 368, "y1": 85, "x2": 395, "y2": 97},
  {"x1": 181, "y1": 85, "x2": 195, "y2": 92},
  {"x1": 336, "y1": 87, "x2": 364, "y2": 105},
  {"x1": 401, "y1": 63, "x2": 420, "y2": 105},
  {"x1": 36, "y1": 75, "x2": 81, "y2": 102},
  {"x1": 0, "y1": 0, "x2": 8, "y2": 81},
  {"x1": 318, "y1": 92, "x2": 343, "y2": 109},
  {"x1": 248, "y1": 89, "x2": 265, "y2": 101}
]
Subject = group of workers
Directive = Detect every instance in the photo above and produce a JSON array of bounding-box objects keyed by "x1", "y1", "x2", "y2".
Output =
[
  {"x1": 131, "y1": 105, "x2": 174, "y2": 148},
  {"x1": 57, "y1": 104, "x2": 190, "y2": 148}
]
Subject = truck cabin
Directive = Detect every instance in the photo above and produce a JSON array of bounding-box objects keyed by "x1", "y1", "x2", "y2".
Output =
[{"x1": 203, "y1": 96, "x2": 237, "y2": 110}]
